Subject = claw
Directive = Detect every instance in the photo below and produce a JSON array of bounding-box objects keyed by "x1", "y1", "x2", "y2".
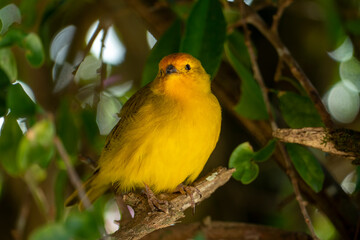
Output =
[
  {"x1": 144, "y1": 183, "x2": 169, "y2": 213},
  {"x1": 175, "y1": 183, "x2": 202, "y2": 214}
]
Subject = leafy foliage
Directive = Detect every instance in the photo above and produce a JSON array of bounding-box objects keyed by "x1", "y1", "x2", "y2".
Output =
[
  {"x1": 286, "y1": 143, "x2": 324, "y2": 193},
  {"x1": 0, "y1": 0, "x2": 358, "y2": 239},
  {"x1": 229, "y1": 140, "x2": 276, "y2": 184}
]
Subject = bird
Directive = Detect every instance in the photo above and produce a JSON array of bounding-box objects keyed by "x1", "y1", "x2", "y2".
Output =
[{"x1": 65, "y1": 53, "x2": 222, "y2": 211}]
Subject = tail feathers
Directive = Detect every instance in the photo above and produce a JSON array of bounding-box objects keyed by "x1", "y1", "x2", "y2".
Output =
[{"x1": 65, "y1": 171, "x2": 110, "y2": 211}]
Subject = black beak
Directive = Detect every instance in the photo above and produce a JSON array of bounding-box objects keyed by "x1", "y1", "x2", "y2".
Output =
[{"x1": 166, "y1": 64, "x2": 177, "y2": 74}]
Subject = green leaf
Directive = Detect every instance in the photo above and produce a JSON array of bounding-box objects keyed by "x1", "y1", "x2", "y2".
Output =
[
  {"x1": 286, "y1": 143, "x2": 324, "y2": 192},
  {"x1": 96, "y1": 92, "x2": 121, "y2": 135},
  {"x1": 225, "y1": 42, "x2": 268, "y2": 120},
  {"x1": 0, "y1": 4, "x2": 21, "y2": 35},
  {"x1": 29, "y1": 223, "x2": 70, "y2": 240},
  {"x1": 226, "y1": 31, "x2": 251, "y2": 69},
  {"x1": 0, "y1": 47, "x2": 17, "y2": 82},
  {"x1": 180, "y1": 0, "x2": 226, "y2": 79},
  {"x1": 229, "y1": 142, "x2": 258, "y2": 184},
  {"x1": 141, "y1": 19, "x2": 181, "y2": 86},
  {"x1": 7, "y1": 83, "x2": 36, "y2": 118},
  {"x1": 254, "y1": 139, "x2": 277, "y2": 162},
  {"x1": 17, "y1": 119, "x2": 55, "y2": 171},
  {"x1": 0, "y1": 116, "x2": 23, "y2": 175},
  {"x1": 278, "y1": 91, "x2": 324, "y2": 128},
  {"x1": 340, "y1": 56, "x2": 360, "y2": 91},
  {"x1": 23, "y1": 33, "x2": 44, "y2": 67},
  {"x1": 0, "y1": 29, "x2": 26, "y2": 48}
]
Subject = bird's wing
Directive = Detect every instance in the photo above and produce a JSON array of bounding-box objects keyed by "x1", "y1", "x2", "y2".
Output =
[{"x1": 102, "y1": 83, "x2": 154, "y2": 153}]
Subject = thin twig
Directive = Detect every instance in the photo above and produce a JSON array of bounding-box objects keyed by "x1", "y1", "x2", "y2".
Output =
[
  {"x1": 73, "y1": 20, "x2": 103, "y2": 75},
  {"x1": 271, "y1": 0, "x2": 293, "y2": 33},
  {"x1": 54, "y1": 136, "x2": 91, "y2": 209},
  {"x1": 240, "y1": 1, "x2": 319, "y2": 239},
  {"x1": 12, "y1": 191, "x2": 30, "y2": 240},
  {"x1": 243, "y1": 5, "x2": 333, "y2": 128},
  {"x1": 98, "y1": 23, "x2": 110, "y2": 91}
]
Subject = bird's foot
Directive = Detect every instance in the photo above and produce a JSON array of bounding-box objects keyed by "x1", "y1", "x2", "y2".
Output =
[
  {"x1": 144, "y1": 183, "x2": 169, "y2": 213},
  {"x1": 174, "y1": 183, "x2": 202, "y2": 214}
]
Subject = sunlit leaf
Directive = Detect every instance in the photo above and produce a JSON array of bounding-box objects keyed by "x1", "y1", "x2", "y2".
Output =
[
  {"x1": 286, "y1": 143, "x2": 324, "y2": 192},
  {"x1": 17, "y1": 119, "x2": 55, "y2": 171},
  {"x1": 141, "y1": 19, "x2": 181, "y2": 86},
  {"x1": 326, "y1": 81, "x2": 360, "y2": 124},
  {"x1": 0, "y1": 4, "x2": 21, "y2": 35},
  {"x1": 7, "y1": 83, "x2": 36, "y2": 118},
  {"x1": 53, "y1": 62, "x2": 74, "y2": 93},
  {"x1": 253, "y1": 139, "x2": 277, "y2": 162},
  {"x1": 180, "y1": 0, "x2": 226, "y2": 79},
  {"x1": 50, "y1": 25, "x2": 76, "y2": 63},
  {"x1": 229, "y1": 142, "x2": 258, "y2": 184},
  {"x1": 340, "y1": 57, "x2": 360, "y2": 91},
  {"x1": 74, "y1": 55, "x2": 101, "y2": 82},
  {"x1": 96, "y1": 92, "x2": 121, "y2": 135},
  {"x1": 0, "y1": 116, "x2": 23, "y2": 175},
  {"x1": 0, "y1": 48, "x2": 17, "y2": 82},
  {"x1": 278, "y1": 91, "x2": 324, "y2": 128},
  {"x1": 225, "y1": 42, "x2": 268, "y2": 120},
  {"x1": 23, "y1": 33, "x2": 45, "y2": 67},
  {"x1": 328, "y1": 37, "x2": 353, "y2": 62}
]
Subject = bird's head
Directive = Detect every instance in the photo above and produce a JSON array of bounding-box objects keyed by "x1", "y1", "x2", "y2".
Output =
[{"x1": 153, "y1": 53, "x2": 211, "y2": 96}]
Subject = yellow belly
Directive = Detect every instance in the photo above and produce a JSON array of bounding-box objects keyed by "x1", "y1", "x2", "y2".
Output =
[{"x1": 97, "y1": 94, "x2": 221, "y2": 193}]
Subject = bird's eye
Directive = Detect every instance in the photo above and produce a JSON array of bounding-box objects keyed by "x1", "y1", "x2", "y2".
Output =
[{"x1": 185, "y1": 64, "x2": 191, "y2": 70}]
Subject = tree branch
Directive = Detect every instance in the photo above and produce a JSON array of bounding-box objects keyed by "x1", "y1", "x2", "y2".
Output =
[
  {"x1": 243, "y1": 4, "x2": 334, "y2": 128},
  {"x1": 273, "y1": 127, "x2": 360, "y2": 160},
  {"x1": 110, "y1": 167, "x2": 235, "y2": 240},
  {"x1": 54, "y1": 136, "x2": 92, "y2": 209},
  {"x1": 240, "y1": 2, "x2": 318, "y2": 238},
  {"x1": 142, "y1": 220, "x2": 312, "y2": 240}
]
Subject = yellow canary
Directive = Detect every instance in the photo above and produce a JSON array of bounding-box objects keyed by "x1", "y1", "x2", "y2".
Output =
[{"x1": 65, "y1": 53, "x2": 221, "y2": 210}]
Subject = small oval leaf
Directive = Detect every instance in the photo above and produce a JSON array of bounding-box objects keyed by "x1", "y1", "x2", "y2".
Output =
[
  {"x1": 23, "y1": 33, "x2": 45, "y2": 67},
  {"x1": 278, "y1": 91, "x2": 324, "y2": 128},
  {"x1": 229, "y1": 142, "x2": 259, "y2": 184},
  {"x1": 0, "y1": 4, "x2": 21, "y2": 35},
  {"x1": 7, "y1": 83, "x2": 36, "y2": 118},
  {"x1": 286, "y1": 143, "x2": 324, "y2": 192}
]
